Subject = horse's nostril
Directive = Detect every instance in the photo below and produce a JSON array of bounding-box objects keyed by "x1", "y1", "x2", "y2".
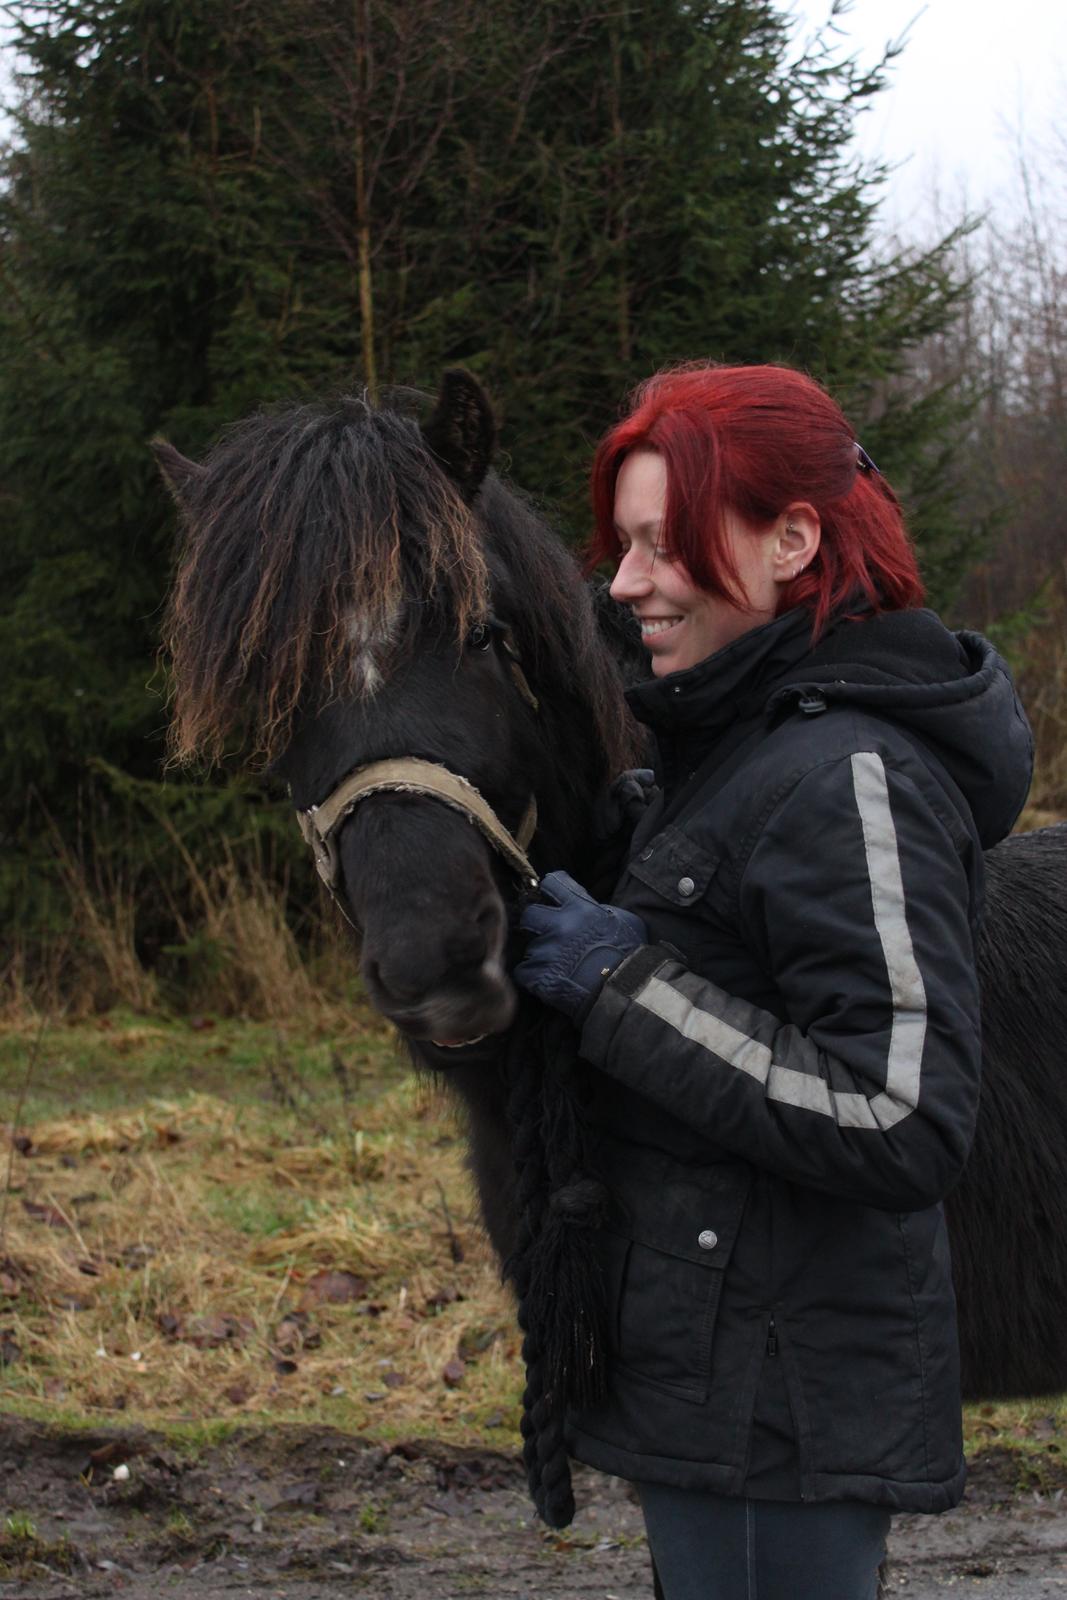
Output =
[
  {"x1": 364, "y1": 956, "x2": 417, "y2": 1004},
  {"x1": 362, "y1": 897, "x2": 505, "y2": 1008},
  {"x1": 443, "y1": 927, "x2": 489, "y2": 970},
  {"x1": 444, "y1": 900, "x2": 503, "y2": 970}
]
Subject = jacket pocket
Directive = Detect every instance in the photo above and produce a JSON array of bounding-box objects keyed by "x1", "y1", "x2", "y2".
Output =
[
  {"x1": 598, "y1": 1163, "x2": 750, "y2": 1404},
  {"x1": 625, "y1": 824, "x2": 721, "y2": 907}
]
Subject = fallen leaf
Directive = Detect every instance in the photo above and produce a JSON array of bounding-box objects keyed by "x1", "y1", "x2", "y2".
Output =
[
  {"x1": 55, "y1": 1294, "x2": 93, "y2": 1312},
  {"x1": 22, "y1": 1199, "x2": 68, "y2": 1229},
  {"x1": 425, "y1": 1285, "x2": 462, "y2": 1310},
  {"x1": 382, "y1": 1370, "x2": 406, "y2": 1388},
  {"x1": 297, "y1": 1269, "x2": 368, "y2": 1309},
  {"x1": 88, "y1": 1441, "x2": 126, "y2": 1467},
  {"x1": 223, "y1": 1380, "x2": 253, "y2": 1405},
  {"x1": 442, "y1": 1355, "x2": 466, "y2": 1388},
  {"x1": 159, "y1": 1311, "x2": 252, "y2": 1348},
  {"x1": 274, "y1": 1311, "x2": 322, "y2": 1353}
]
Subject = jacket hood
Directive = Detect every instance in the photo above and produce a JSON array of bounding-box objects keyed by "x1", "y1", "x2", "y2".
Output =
[{"x1": 627, "y1": 606, "x2": 1033, "y2": 849}]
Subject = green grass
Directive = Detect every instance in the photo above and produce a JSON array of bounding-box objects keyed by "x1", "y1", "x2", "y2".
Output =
[
  {"x1": 963, "y1": 1393, "x2": 1067, "y2": 1468},
  {"x1": 0, "y1": 1511, "x2": 78, "y2": 1579},
  {"x1": 203, "y1": 1186, "x2": 325, "y2": 1238},
  {"x1": 0, "y1": 1007, "x2": 404, "y2": 1125},
  {"x1": 3, "y1": 1513, "x2": 36, "y2": 1542}
]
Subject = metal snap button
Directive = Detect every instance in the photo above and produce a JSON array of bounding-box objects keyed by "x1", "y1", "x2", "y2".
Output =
[
  {"x1": 677, "y1": 875, "x2": 695, "y2": 897},
  {"x1": 697, "y1": 1229, "x2": 718, "y2": 1251}
]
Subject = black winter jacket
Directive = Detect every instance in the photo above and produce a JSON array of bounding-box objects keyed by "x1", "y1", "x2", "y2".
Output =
[{"x1": 566, "y1": 604, "x2": 1033, "y2": 1512}]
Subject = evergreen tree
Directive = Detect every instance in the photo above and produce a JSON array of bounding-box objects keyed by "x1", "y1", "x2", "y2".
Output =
[{"x1": 0, "y1": 0, "x2": 973, "y2": 987}]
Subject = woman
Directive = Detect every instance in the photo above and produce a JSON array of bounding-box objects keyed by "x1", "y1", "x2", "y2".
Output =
[{"x1": 513, "y1": 364, "x2": 1033, "y2": 1599}]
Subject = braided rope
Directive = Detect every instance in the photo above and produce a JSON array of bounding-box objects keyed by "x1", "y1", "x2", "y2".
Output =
[{"x1": 502, "y1": 1011, "x2": 606, "y2": 1528}]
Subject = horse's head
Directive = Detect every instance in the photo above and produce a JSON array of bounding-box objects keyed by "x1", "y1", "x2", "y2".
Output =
[{"x1": 158, "y1": 371, "x2": 640, "y2": 1044}]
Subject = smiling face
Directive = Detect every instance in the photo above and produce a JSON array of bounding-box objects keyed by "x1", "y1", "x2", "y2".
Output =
[{"x1": 609, "y1": 449, "x2": 784, "y2": 676}]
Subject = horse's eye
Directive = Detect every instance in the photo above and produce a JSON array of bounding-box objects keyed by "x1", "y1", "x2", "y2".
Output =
[{"x1": 467, "y1": 622, "x2": 493, "y2": 652}]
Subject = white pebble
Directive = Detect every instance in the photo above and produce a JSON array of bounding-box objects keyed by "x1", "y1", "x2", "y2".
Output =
[{"x1": 112, "y1": 1464, "x2": 130, "y2": 1482}]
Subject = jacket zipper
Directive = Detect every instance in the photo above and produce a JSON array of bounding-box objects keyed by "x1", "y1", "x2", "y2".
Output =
[{"x1": 766, "y1": 1314, "x2": 778, "y2": 1356}]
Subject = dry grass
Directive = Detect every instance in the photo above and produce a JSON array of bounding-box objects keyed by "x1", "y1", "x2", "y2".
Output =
[
  {"x1": 172, "y1": 856, "x2": 323, "y2": 1019},
  {"x1": 4, "y1": 775, "x2": 358, "y2": 1022},
  {"x1": 0, "y1": 1016, "x2": 522, "y2": 1446},
  {"x1": 1, "y1": 1011, "x2": 1064, "y2": 1468}
]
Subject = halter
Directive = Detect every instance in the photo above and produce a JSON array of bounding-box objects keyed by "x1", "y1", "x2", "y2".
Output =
[{"x1": 295, "y1": 620, "x2": 541, "y2": 926}]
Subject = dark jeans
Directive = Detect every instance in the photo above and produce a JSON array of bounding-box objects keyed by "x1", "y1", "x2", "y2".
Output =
[{"x1": 639, "y1": 1482, "x2": 890, "y2": 1600}]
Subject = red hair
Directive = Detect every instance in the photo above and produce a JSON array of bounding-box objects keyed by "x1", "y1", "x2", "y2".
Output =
[{"x1": 588, "y1": 364, "x2": 924, "y2": 637}]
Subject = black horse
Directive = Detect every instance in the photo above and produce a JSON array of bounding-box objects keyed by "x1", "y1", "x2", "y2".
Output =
[{"x1": 157, "y1": 370, "x2": 1067, "y2": 1521}]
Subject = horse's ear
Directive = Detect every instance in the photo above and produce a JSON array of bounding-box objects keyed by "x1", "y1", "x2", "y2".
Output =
[
  {"x1": 420, "y1": 368, "x2": 495, "y2": 501},
  {"x1": 151, "y1": 437, "x2": 204, "y2": 507}
]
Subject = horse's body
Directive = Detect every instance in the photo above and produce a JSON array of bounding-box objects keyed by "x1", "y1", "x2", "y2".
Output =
[{"x1": 159, "y1": 372, "x2": 1067, "y2": 1419}]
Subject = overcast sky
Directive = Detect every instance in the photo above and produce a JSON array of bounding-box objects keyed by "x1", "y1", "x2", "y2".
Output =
[
  {"x1": 787, "y1": 0, "x2": 1067, "y2": 232},
  {"x1": 2, "y1": 2, "x2": 1064, "y2": 234}
]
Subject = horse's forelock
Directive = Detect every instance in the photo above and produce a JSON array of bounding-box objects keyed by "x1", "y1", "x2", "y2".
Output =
[{"x1": 162, "y1": 399, "x2": 489, "y2": 767}]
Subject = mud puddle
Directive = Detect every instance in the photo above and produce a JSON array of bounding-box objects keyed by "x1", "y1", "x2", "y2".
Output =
[{"x1": 1, "y1": 1419, "x2": 1065, "y2": 1597}]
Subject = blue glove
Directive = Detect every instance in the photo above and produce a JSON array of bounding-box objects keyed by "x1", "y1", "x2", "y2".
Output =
[{"x1": 513, "y1": 870, "x2": 647, "y2": 1026}]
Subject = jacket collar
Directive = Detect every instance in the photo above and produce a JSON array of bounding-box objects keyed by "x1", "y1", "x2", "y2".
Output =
[{"x1": 624, "y1": 605, "x2": 815, "y2": 740}]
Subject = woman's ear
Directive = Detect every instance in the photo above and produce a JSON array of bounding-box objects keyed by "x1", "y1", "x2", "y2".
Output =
[{"x1": 773, "y1": 502, "x2": 821, "y2": 582}]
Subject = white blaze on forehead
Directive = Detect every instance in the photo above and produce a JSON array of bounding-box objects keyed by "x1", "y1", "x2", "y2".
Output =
[{"x1": 345, "y1": 602, "x2": 401, "y2": 696}]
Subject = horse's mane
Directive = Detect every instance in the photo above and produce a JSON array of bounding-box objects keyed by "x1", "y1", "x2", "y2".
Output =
[
  {"x1": 162, "y1": 393, "x2": 642, "y2": 779},
  {"x1": 477, "y1": 475, "x2": 643, "y2": 780}
]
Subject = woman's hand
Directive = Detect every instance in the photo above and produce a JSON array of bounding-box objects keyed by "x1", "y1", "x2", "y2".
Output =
[{"x1": 513, "y1": 870, "x2": 647, "y2": 1026}]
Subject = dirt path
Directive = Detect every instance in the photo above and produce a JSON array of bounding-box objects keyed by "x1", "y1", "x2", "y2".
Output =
[{"x1": 1, "y1": 1419, "x2": 1065, "y2": 1598}]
